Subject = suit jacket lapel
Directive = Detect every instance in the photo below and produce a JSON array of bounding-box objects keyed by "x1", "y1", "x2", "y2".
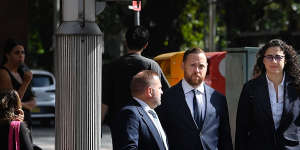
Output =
[
  {"x1": 135, "y1": 102, "x2": 166, "y2": 150},
  {"x1": 201, "y1": 84, "x2": 210, "y2": 130},
  {"x1": 255, "y1": 75, "x2": 275, "y2": 128},
  {"x1": 175, "y1": 81, "x2": 199, "y2": 131},
  {"x1": 278, "y1": 76, "x2": 296, "y2": 131}
]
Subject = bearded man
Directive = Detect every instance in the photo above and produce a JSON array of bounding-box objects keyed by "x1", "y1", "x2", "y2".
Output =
[{"x1": 156, "y1": 48, "x2": 233, "y2": 150}]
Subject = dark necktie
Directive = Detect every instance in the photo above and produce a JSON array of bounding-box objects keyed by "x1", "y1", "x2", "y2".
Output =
[{"x1": 193, "y1": 89, "x2": 202, "y2": 129}]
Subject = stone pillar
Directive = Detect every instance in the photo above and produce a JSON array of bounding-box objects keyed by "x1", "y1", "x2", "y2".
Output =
[{"x1": 55, "y1": 0, "x2": 103, "y2": 149}]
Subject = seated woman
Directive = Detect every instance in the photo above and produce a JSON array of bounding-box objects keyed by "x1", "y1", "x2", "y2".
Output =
[{"x1": 0, "y1": 89, "x2": 33, "y2": 150}]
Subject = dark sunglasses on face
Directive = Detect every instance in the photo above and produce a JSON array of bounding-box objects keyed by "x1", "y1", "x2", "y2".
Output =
[{"x1": 264, "y1": 55, "x2": 285, "y2": 62}]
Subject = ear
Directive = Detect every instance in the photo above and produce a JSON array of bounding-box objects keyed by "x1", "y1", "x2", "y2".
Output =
[
  {"x1": 146, "y1": 87, "x2": 153, "y2": 97},
  {"x1": 149, "y1": 87, "x2": 153, "y2": 97},
  {"x1": 181, "y1": 62, "x2": 184, "y2": 70}
]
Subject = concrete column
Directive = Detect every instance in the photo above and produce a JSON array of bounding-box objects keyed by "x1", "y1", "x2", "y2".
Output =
[
  {"x1": 55, "y1": 0, "x2": 103, "y2": 149},
  {"x1": 62, "y1": 0, "x2": 79, "y2": 21}
]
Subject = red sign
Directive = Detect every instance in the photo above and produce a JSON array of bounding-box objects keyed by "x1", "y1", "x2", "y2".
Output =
[
  {"x1": 131, "y1": 1, "x2": 141, "y2": 11},
  {"x1": 205, "y1": 52, "x2": 227, "y2": 95}
]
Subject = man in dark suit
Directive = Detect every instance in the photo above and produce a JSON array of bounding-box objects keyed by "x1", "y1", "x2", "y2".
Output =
[
  {"x1": 112, "y1": 70, "x2": 168, "y2": 150},
  {"x1": 157, "y1": 48, "x2": 233, "y2": 150}
]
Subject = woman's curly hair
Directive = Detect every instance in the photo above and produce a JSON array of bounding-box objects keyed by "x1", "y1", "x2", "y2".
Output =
[
  {"x1": 253, "y1": 39, "x2": 300, "y2": 92},
  {"x1": 0, "y1": 89, "x2": 20, "y2": 121}
]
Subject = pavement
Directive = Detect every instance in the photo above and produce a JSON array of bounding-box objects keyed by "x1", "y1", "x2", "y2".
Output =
[
  {"x1": 101, "y1": 125, "x2": 113, "y2": 150},
  {"x1": 32, "y1": 126, "x2": 55, "y2": 150},
  {"x1": 32, "y1": 124, "x2": 113, "y2": 150}
]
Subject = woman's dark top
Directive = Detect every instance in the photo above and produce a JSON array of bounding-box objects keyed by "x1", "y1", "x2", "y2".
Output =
[
  {"x1": 0, "y1": 120, "x2": 33, "y2": 150},
  {"x1": 0, "y1": 66, "x2": 35, "y2": 130}
]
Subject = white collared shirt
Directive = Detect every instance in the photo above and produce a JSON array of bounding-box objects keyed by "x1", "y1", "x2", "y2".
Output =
[
  {"x1": 266, "y1": 73, "x2": 285, "y2": 129},
  {"x1": 181, "y1": 79, "x2": 206, "y2": 120},
  {"x1": 133, "y1": 97, "x2": 168, "y2": 150}
]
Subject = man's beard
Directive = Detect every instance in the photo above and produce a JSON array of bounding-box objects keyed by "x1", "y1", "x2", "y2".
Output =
[{"x1": 185, "y1": 74, "x2": 203, "y2": 87}]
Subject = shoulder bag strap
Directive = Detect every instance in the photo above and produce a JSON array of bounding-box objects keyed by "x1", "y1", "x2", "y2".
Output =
[
  {"x1": 8, "y1": 121, "x2": 21, "y2": 150},
  {"x1": 14, "y1": 121, "x2": 21, "y2": 150}
]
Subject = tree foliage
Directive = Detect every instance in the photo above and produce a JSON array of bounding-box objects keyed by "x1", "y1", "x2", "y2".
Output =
[
  {"x1": 221, "y1": 0, "x2": 300, "y2": 48},
  {"x1": 28, "y1": 0, "x2": 54, "y2": 70},
  {"x1": 179, "y1": 0, "x2": 208, "y2": 50},
  {"x1": 28, "y1": 0, "x2": 300, "y2": 68}
]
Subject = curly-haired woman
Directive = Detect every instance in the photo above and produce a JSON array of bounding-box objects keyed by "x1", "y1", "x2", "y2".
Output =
[
  {"x1": 0, "y1": 89, "x2": 33, "y2": 150},
  {"x1": 235, "y1": 39, "x2": 300, "y2": 150}
]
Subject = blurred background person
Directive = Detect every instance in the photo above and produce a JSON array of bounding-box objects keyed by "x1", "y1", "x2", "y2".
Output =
[
  {"x1": 0, "y1": 38, "x2": 36, "y2": 132},
  {"x1": 0, "y1": 89, "x2": 33, "y2": 150},
  {"x1": 236, "y1": 39, "x2": 300, "y2": 150},
  {"x1": 101, "y1": 26, "x2": 169, "y2": 129}
]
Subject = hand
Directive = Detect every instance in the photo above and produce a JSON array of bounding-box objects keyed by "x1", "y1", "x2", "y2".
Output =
[
  {"x1": 14, "y1": 109, "x2": 24, "y2": 121},
  {"x1": 23, "y1": 71, "x2": 33, "y2": 84}
]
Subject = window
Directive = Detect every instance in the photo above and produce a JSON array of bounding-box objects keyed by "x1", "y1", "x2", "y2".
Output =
[{"x1": 32, "y1": 74, "x2": 53, "y2": 87}]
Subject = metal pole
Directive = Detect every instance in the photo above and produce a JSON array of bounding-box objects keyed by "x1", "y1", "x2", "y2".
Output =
[
  {"x1": 56, "y1": 0, "x2": 103, "y2": 149},
  {"x1": 132, "y1": 0, "x2": 141, "y2": 26},
  {"x1": 208, "y1": 0, "x2": 216, "y2": 52},
  {"x1": 54, "y1": 0, "x2": 60, "y2": 32},
  {"x1": 134, "y1": 11, "x2": 140, "y2": 26},
  {"x1": 51, "y1": 0, "x2": 60, "y2": 71}
]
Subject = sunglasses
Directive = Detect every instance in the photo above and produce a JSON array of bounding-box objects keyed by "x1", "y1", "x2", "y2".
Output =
[{"x1": 264, "y1": 55, "x2": 285, "y2": 62}]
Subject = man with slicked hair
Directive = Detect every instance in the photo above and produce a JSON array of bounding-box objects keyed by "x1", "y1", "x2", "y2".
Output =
[{"x1": 157, "y1": 48, "x2": 233, "y2": 150}]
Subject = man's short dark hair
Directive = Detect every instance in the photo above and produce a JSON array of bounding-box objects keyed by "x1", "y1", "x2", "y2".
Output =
[
  {"x1": 183, "y1": 47, "x2": 205, "y2": 62},
  {"x1": 125, "y1": 26, "x2": 149, "y2": 51},
  {"x1": 130, "y1": 70, "x2": 159, "y2": 96}
]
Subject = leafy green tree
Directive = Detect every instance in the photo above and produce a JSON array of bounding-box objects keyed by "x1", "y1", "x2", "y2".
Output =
[
  {"x1": 179, "y1": 0, "x2": 208, "y2": 50},
  {"x1": 28, "y1": 0, "x2": 54, "y2": 70},
  {"x1": 28, "y1": 0, "x2": 300, "y2": 66},
  {"x1": 221, "y1": 0, "x2": 300, "y2": 48}
]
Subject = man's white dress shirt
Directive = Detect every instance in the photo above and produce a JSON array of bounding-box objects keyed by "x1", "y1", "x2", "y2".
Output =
[{"x1": 182, "y1": 79, "x2": 206, "y2": 121}]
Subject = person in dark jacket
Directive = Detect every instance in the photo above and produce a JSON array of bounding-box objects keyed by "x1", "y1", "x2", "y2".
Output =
[
  {"x1": 157, "y1": 48, "x2": 233, "y2": 150},
  {"x1": 101, "y1": 26, "x2": 169, "y2": 128},
  {"x1": 235, "y1": 39, "x2": 300, "y2": 150},
  {"x1": 112, "y1": 70, "x2": 168, "y2": 150}
]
